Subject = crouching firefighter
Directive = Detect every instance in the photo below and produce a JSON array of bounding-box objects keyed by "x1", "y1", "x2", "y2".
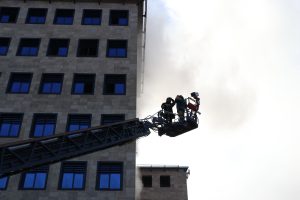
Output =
[{"x1": 161, "y1": 97, "x2": 175, "y2": 123}]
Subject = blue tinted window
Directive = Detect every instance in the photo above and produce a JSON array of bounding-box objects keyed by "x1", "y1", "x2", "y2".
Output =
[
  {"x1": 0, "y1": 46, "x2": 8, "y2": 55},
  {"x1": 54, "y1": 9, "x2": 74, "y2": 25},
  {"x1": 58, "y1": 47, "x2": 67, "y2": 56},
  {"x1": 62, "y1": 173, "x2": 73, "y2": 189},
  {"x1": 67, "y1": 115, "x2": 91, "y2": 132},
  {"x1": 17, "y1": 39, "x2": 40, "y2": 56},
  {"x1": 28, "y1": 16, "x2": 45, "y2": 24},
  {"x1": 110, "y1": 174, "x2": 121, "y2": 189},
  {"x1": 97, "y1": 162, "x2": 122, "y2": 190},
  {"x1": 0, "y1": 15, "x2": 9, "y2": 23},
  {"x1": 26, "y1": 8, "x2": 47, "y2": 24},
  {"x1": 20, "y1": 47, "x2": 38, "y2": 56},
  {"x1": 0, "y1": 114, "x2": 22, "y2": 137},
  {"x1": 8, "y1": 73, "x2": 32, "y2": 93},
  {"x1": 107, "y1": 40, "x2": 127, "y2": 58},
  {"x1": 0, "y1": 177, "x2": 8, "y2": 189},
  {"x1": 31, "y1": 114, "x2": 56, "y2": 137},
  {"x1": 82, "y1": 10, "x2": 101, "y2": 25},
  {"x1": 115, "y1": 83, "x2": 125, "y2": 94},
  {"x1": 60, "y1": 162, "x2": 86, "y2": 190},
  {"x1": 74, "y1": 83, "x2": 84, "y2": 94},
  {"x1": 21, "y1": 167, "x2": 48, "y2": 190},
  {"x1": 118, "y1": 18, "x2": 128, "y2": 25},
  {"x1": 40, "y1": 74, "x2": 63, "y2": 94}
]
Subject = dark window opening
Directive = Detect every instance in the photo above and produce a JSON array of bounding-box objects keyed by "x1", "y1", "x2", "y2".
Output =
[
  {"x1": 96, "y1": 162, "x2": 123, "y2": 190},
  {"x1": 67, "y1": 114, "x2": 91, "y2": 132},
  {"x1": 39, "y1": 73, "x2": 63, "y2": 94},
  {"x1": 103, "y1": 74, "x2": 126, "y2": 95},
  {"x1": 72, "y1": 74, "x2": 95, "y2": 95},
  {"x1": 17, "y1": 38, "x2": 40, "y2": 56},
  {"x1": 142, "y1": 176, "x2": 152, "y2": 188},
  {"x1": 0, "y1": 113, "x2": 23, "y2": 137},
  {"x1": 30, "y1": 114, "x2": 57, "y2": 138},
  {"x1": 77, "y1": 39, "x2": 98, "y2": 57},
  {"x1": 47, "y1": 39, "x2": 69, "y2": 57},
  {"x1": 59, "y1": 162, "x2": 87, "y2": 190},
  {"x1": 19, "y1": 165, "x2": 49, "y2": 190},
  {"x1": 0, "y1": 37, "x2": 11, "y2": 56},
  {"x1": 101, "y1": 114, "x2": 125, "y2": 125},
  {"x1": 26, "y1": 8, "x2": 47, "y2": 24},
  {"x1": 0, "y1": 176, "x2": 9, "y2": 190},
  {"x1": 7, "y1": 73, "x2": 32, "y2": 93},
  {"x1": 82, "y1": 9, "x2": 101, "y2": 25},
  {"x1": 107, "y1": 40, "x2": 127, "y2": 58},
  {"x1": 54, "y1": 9, "x2": 74, "y2": 25},
  {"x1": 160, "y1": 175, "x2": 171, "y2": 187},
  {"x1": 109, "y1": 10, "x2": 128, "y2": 26},
  {"x1": 0, "y1": 7, "x2": 19, "y2": 23}
]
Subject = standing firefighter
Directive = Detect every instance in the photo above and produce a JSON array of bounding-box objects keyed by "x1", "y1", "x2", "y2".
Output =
[
  {"x1": 161, "y1": 97, "x2": 175, "y2": 123},
  {"x1": 175, "y1": 95, "x2": 187, "y2": 121}
]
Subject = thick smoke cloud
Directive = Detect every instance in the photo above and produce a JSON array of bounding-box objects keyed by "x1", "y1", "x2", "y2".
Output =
[{"x1": 137, "y1": 0, "x2": 300, "y2": 200}]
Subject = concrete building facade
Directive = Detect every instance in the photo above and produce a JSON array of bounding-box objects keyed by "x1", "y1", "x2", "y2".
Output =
[
  {"x1": 137, "y1": 165, "x2": 189, "y2": 200},
  {"x1": 0, "y1": 0, "x2": 145, "y2": 199}
]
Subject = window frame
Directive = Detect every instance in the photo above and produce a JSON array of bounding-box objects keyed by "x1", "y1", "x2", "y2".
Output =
[
  {"x1": 103, "y1": 74, "x2": 126, "y2": 95},
  {"x1": 6, "y1": 73, "x2": 33, "y2": 94},
  {"x1": 25, "y1": 8, "x2": 48, "y2": 24},
  {"x1": 0, "y1": 37, "x2": 11, "y2": 56},
  {"x1": 142, "y1": 175, "x2": 152, "y2": 188},
  {"x1": 58, "y1": 161, "x2": 87, "y2": 190},
  {"x1": 81, "y1": 9, "x2": 102, "y2": 25},
  {"x1": 66, "y1": 114, "x2": 91, "y2": 132},
  {"x1": 30, "y1": 113, "x2": 57, "y2": 138},
  {"x1": 96, "y1": 162, "x2": 123, "y2": 191},
  {"x1": 19, "y1": 165, "x2": 49, "y2": 190},
  {"x1": 106, "y1": 39, "x2": 128, "y2": 58},
  {"x1": 16, "y1": 38, "x2": 41, "y2": 57},
  {"x1": 53, "y1": 9, "x2": 75, "y2": 25},
  {"x1": 77, "y1": 39, "x2": 99, "y2": 57},
  {"x1": 109, "y1": 10, "x2": 129, "y2": 26},
  {"x1": 0, "y1": 7, "x2": 20, "y2": 23},
  {"x1": 47, "y1": 38, "x2": 70, "y2": 57},
  {"x1": 0, "y1": 176, "x2": 9, "y2": 190},
  {"x1": 39, "y1": 73, "x2": 64, "y2": 95},
  {"x1": 71, "y1": 73, "x2": 96, "y2": 95},
  {"x1": 0, "y1": 113, "x2": 23, "y2": 138},
  {"x1": 160, "y1": 175, "x2": 171, "y2": 187}
]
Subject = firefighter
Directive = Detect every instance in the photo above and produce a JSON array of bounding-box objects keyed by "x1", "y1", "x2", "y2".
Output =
[
  {"x1": 161, "y1": 97, "x2": 175, "y2": 123},
  {"x1": 175, "y1": 95, "x2": 187, "y2": 122}
]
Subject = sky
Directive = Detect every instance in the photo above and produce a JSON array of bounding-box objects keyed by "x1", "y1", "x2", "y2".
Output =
[{"x1": 136, "y1": 0, "x2": 300, "y2": 199}]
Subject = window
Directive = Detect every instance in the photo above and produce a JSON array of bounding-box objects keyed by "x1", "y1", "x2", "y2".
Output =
[
  {"x1": 103, "y1": 74, "x2": 126, "y2": 95},
  {"x1": 77, "y1": 39, "x2": 98, "y2": 57},
  {"x1": 67, "y1": 114, "x2": 91, "y2": 132},
  {"x1": 109, "y1": 10, "x2": 128, "y2": 26},
  {"x1": 26, "y1": 8, "x2": 47, "y2": 24},
  {"x1": 96, "y1": 162, "x2": 123, "y2": 190},
  {"x1": 59, "y1": 162, "x2": 87, "y2": 190},
  {"x1": 0, "y1": 177, "x2": 9, "y2": 190},
  {"x1": 47, "y1": 39, "x2": 69, "y2": 57},
  {"x1": 101, "y1": 114, "x2": 125, "y2": 125},
  {"x1": 82, "y1": 9, "x2": 101, "y2": 25},
  {"x1": 0, "y1": 113, "x2": 23, "y2": 137},
  {"x1": 0, "y1": 37, "x2": 11, "y2": 56},
  {"x1": 160, "y1": 175, "x2": 170, "y2": 187},
  {"x1": 17, "y1": 38, "x2": 40, "y2": 56},
  {"x1": 72, "y1": 74, "x2": 95, "y2": 95},
  {"x1": 0, "y1": 7, "x2": 19, "y2": 23},
  {"x1": 39, "y1": 73, "x2": 63, "y2": 94},
  {"x1": 54, "y1": 9, "x2": 74, "y2": 25},
  {"x1": 19, "y1": 165, "x2": 49, "y2": 190},
  {"x1": 107, "y1": 40, "x2": 127, "y2": 58},
  {"x1": 30, "y1": 114, "x2": 57, "y2": 137},
  {"x1": 7, "y1": 73, "x2": 32, "y2": 93},
  {"x1": 142, "y1": 176, "x2": 152, "y2": 188}
]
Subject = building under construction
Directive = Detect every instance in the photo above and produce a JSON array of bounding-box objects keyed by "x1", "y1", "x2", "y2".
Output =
[{"x1": 0, "y1": 0, "x2": 190, "y2": 199}]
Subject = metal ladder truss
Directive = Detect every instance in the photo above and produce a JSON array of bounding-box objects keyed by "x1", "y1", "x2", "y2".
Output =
[{"x1": 0, "y1": 118, "x2": 150, "y2": 178}]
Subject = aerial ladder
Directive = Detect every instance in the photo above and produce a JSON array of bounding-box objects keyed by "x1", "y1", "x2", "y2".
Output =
[{"x1": 0, "y1": 95, "x2": 200, "y2": 178}]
